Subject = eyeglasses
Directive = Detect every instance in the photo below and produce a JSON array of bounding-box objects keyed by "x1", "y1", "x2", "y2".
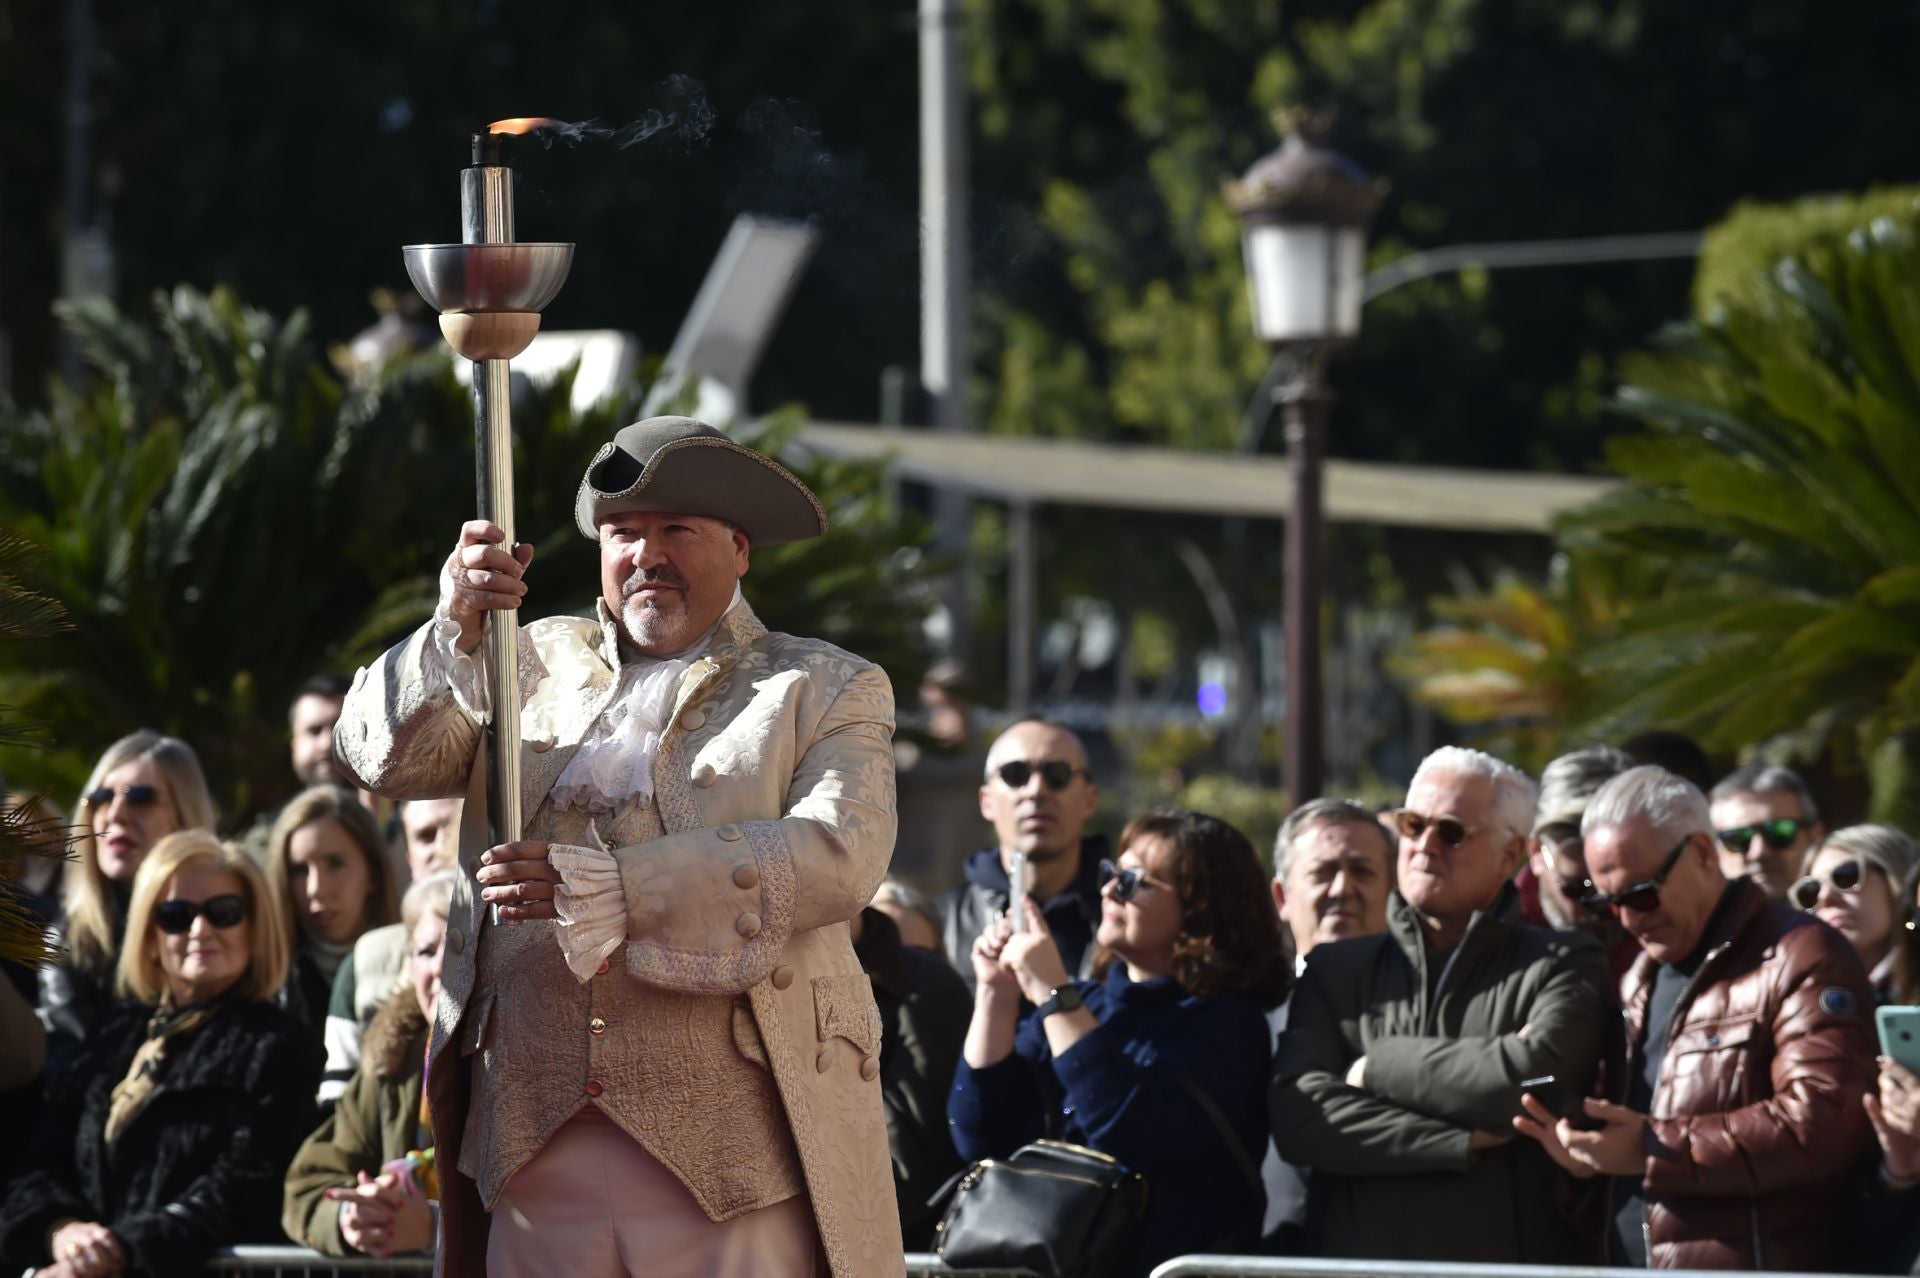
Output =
[
  {"x1": 989, "y1": 759, "x2": 1087, "y2": 792},
  {"x1": 84, "y1": 783, "x2": 161, "y2": 810},
  {"x1": 1097, "y1": 858, "x2": 1173, "y2": 904},
  {"x1": 1716, "y1": 817, "x2": 1813, "y2": 854},
  {"x1": 154, "y1": 894, "x2": 249, "y2": 935},
  {"x1": 1579, "y1": 836, "x2": 1692, "y2": 917},
  {"x1": 1390, "y1": 809, "x2": 1481, "y2": 848},
  {"x1": 1790, "y1": 859, "x2": 1864, "y2": 910}
]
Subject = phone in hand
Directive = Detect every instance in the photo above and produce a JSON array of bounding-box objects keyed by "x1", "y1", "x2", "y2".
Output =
[
  {"x1": 1519, "y1": 1074, "x2": 1602, "y2": 1130},
  {"x1": 1877, "y1": 1006, "x2": 1920, "y2": 1077}
]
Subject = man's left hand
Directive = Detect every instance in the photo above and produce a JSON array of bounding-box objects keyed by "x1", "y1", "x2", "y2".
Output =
[
  {"x1": 1560, "y1": 1098, "x2": 1649, "y2": 1176},
  {"x1": 477, "y1": 842, "x2": 562, "y2": 922}
]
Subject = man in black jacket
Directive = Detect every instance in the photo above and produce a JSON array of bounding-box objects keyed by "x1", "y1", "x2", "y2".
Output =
[
  {"x1": 937, "y1": 719, "x2": 1105, "y2": 993},
  {"x1": 1271, "y1": 745, "x2": 1608, "y2": 1263}
]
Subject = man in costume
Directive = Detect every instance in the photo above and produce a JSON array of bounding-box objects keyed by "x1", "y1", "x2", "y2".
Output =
[{"x1": 334, "y1": 417, "x2": 903, "y2": 1276}]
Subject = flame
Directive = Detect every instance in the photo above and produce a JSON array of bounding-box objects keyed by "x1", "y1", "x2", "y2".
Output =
[{"x1": 488, "y1": 117, "x2": 558, "y2": 136}]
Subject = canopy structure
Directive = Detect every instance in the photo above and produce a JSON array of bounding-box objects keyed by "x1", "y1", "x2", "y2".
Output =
[{"x1": 790, "y1": 421, "x2": 1618, "y2": 709}]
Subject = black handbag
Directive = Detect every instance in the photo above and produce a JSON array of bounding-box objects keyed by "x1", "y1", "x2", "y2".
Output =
[{"x1": 931, "y1": 1138, "x2": 1148, "y2": 1278}]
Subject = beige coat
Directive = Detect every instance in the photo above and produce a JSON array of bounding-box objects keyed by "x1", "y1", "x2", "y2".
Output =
[{"x1": 335, "y1": 601, "x2": 904, "y2": 1277}]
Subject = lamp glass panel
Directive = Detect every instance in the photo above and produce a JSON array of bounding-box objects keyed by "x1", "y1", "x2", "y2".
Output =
[
  {"x1": 1242, "y1": 223, "x2": 1333, "y2": 344},
  {"x1": 1331, "y1": 226, "x2": 1366, "y2": 339}
]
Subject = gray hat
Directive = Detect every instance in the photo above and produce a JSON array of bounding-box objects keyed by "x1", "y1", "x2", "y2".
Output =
[{"x1": 573, "y1": 416, "x2": 827, "y2": 544}]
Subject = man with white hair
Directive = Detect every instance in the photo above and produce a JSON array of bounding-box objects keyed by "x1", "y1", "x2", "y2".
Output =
[
  {"x1": 1515, "y1": 765, "x2": 1873, "y2": 1270},
  {"x1": 1270, "y1": 746, "x2": 1607, "y2": 1262}
]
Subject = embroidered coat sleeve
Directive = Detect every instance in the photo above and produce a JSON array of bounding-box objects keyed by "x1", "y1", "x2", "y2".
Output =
[{"x1": 562, "y1": 660, "x2": 897, "y2": 996}]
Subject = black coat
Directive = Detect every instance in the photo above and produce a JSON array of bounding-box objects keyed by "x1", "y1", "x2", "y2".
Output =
[{"x1": 0, "y1": 998, "x2": 323, "y2": 1275}]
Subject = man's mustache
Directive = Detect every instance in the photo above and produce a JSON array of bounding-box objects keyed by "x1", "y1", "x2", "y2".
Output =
[{"x1": 622, "y1": 567, "x2": 688, "y2": 598}]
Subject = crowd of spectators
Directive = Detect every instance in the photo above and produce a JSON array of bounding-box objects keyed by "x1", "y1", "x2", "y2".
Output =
[{"x1": 4, "y1": 691, "x2": 1920, "y2": 1276}]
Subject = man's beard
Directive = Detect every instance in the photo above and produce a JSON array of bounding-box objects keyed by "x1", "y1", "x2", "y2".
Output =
[{"x1": 621, "y1": 568, "x2": 695, "y2": 653}]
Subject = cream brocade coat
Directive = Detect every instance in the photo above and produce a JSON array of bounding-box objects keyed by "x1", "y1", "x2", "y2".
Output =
[{"x1": 334, "y1": 601, "x2": 904, "y2": 1277}]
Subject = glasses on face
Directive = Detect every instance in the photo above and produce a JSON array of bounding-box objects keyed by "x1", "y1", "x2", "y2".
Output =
[
  {"x1": 1391, "y1": 809, "x2": 1481, "y2": 849},
  {"x1": 1097, "y1": 858, "x2": 1173, "y2": 905},
  {"x1": 1716, "y1": 817, "x2": 1812, "y2": 854},
  {"x1": 990, "y1": 759, "x2": 1087, "y2": 792},
  {"x1": 85, "y1": 783, "x2": 161, "y2": 810},
  {"x1": 1580, "y1": 836, "x2": 1692, "y2": 917},
  {"x1": 154, "y1": 894, "x2": 249, "y2": 935},
  {"x1": 1789, "y1": 858, "x2": 1865, "y2": 910}
]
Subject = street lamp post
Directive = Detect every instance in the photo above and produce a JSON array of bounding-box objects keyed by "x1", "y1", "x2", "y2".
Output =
[{"x1": 1226, "y1": 110, "x2": 1383, "y2": 804}]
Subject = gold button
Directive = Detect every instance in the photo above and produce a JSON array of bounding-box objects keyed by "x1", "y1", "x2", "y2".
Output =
[
  {"x1": 694, "y1": 764, "x2": 717, "y2": 788},
  {"x1": 860, "y1": 1056, "x2": 880, "y2": 1082},
  {"x1": 589, "y1": 1017, "x2": 607, "y2": 1036},
  {"x1": 733, "y1": 863, "x2": 759, "y2": 889},
  {"x1": 736, "y1": 912, "x2": 762, "y2": 939},
  {"x1": 683, "y1": 709, "x2": 707, "y2": 730},
  {"x1": 718, "y1": 824, "x2": 744, "y2": 843},
  {"x1": 595, "y1": 959, "x2": 610, "y2": 977},
  {"x1": 448, "y1": 930, "x2": 465, "y2": 955},
  {"x1": 529, "y1": 737, "x2": 554, "y2": 753},
  {"x1": 815, "y1": 1049, "x2": 832, "y2": 1074},
  {"x1": 771, "y1": 966, "x2": 795, "y2": 990}
]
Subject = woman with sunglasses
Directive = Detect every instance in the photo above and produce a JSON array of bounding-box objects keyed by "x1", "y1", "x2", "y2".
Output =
[
  {"x1": 1791, "y1": 825, "x2": 1918, "y2": 1005},
  {"x1": 39, "y1": 732, "x2": 218, "y2": 1060},
  {"x1": 949, "y1": 809, "x2": 1291, "y2": 1276},
  {"x1": 0, "y1": 831, "x2": 322, "y2": 1277},
  {"x1": 265, "y1": 786, "x2": 399, "y2": 1037}
]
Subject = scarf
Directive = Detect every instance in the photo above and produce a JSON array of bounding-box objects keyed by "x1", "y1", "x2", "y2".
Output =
[{"x1": 105, "y1": 997, "x2": 221, "y2": 1144}]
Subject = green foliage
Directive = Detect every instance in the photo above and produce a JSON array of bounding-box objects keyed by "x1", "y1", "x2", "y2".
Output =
[
  {"x1": 0, "y1": 288, "x2": 937, "y2": 823},
  {"x1": 1694, "y1": 188, "x2": 1920, "y2": 317},
  {"x1": 0, "y1": 529, "x2": 75, "y2": 966}
]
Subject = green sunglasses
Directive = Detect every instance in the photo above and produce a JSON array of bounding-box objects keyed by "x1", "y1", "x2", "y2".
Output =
[{"x1": 1715, "y1": 817, "x2": 1813, "y2": 855}]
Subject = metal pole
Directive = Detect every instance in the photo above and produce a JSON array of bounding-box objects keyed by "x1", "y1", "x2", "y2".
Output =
[
  {"x1": 58, "y1": 0, "x2": 92, "y2": 386},
  {"x1": 1008, "y1": 501, "x2": 1036, "y2": 713},
  {"x1": 463, "y1": 151, "x2": 522, "y2": 845},
  {"x1": 1279, "y1": 348, "x2": 1330, "y2": 805},
  {"x1": 919, "y1": 0, "x2": 973, "y2": 664}
]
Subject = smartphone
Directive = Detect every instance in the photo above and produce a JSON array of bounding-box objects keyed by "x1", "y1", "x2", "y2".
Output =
[
  {"x1": 1007, "y1": 850, "x2": 1029, "y2": 935},
  {"x1": 1519, "y1": 1074, "x2": 1602, "y2": 1130},
  {"x1": 1877, "y1": 1006, "x2": 1920, "y2": 1076}
]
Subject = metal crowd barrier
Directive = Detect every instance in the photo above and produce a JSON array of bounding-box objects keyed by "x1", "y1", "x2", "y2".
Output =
[
  {"x1": 195, "y1": 1247, "x2": 1036, "y2": 1276},
  {"x1": 1147, "y1": 1261, "x2": 1875, "y2": 1278}
]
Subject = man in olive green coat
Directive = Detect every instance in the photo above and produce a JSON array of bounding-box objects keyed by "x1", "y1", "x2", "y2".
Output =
[{"x1": 1271, "y1": 746, "x2": 1607, "y2": 1262}]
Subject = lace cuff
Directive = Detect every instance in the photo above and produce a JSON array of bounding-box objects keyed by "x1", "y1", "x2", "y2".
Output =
[
  {"x1": 550, "y1": 833, "x2": 626, "y2": 984},
  {"x1": 424, "y1": 601, "x2": 491, "y2": 724}
]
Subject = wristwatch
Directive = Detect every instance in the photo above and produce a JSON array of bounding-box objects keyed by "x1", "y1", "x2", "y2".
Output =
[{"x1": 1035, "y1": 985, "x2": 1085, "y2": 1021}]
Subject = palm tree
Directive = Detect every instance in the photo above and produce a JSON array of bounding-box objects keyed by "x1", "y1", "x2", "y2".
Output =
[{"x1": 0, "y1": 529, "x2": 73, "y2": 965}]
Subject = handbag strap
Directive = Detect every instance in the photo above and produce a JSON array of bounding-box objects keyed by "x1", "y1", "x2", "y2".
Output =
[{"x1": 1171, "y1": 1073, "x2": 1264, "y2": 1198}]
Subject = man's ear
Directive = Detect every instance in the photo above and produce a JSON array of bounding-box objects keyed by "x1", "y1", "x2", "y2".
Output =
[
  {"x1": 1271, "y1": 878, "x2": 1287, "y2": 916},
  {"x1": 978, "y1": 784, "x2": 995, "y2": 824},
  {"x1": 1500, "y1": 834, "x2": 1529, "y2": 880}
]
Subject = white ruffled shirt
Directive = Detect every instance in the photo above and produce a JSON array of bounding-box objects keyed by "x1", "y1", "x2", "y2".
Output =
[{"x1": 424, "y1": 586, "x2": 743, "y2": 981}]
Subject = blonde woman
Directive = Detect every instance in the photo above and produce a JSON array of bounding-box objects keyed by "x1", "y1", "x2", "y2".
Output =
[
  {"x1": 40, "y1": 731, "x2": 217, "y2": 1054},
  {"x1": 265, "y1": 787, "x2": 398, "y2": 1033},
  {"x1": 0, "y1": 831, "x2": 321, "y2": 1276}
]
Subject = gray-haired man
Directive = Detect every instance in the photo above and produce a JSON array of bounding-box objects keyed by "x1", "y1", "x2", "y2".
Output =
[{"x1": 1708, "y1": 763, "x2": 1824, "y2": 903}]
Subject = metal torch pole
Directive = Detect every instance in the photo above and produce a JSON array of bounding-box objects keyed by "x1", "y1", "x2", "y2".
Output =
[
  {"x1": 462, "y1": 143, "x2": 523, "y2": 845},
  {"x1": 1279, "y1": 345, "x2": 1330, "y2": 806}
]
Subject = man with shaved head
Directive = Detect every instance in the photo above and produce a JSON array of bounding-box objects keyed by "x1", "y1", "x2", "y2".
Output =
[{"x1": 937, "y1": 719, "x2": 1105, "y2": 993}]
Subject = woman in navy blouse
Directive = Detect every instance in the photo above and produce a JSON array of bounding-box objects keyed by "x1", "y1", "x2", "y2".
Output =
[{"x1": 948, "y1": 808, "x2": 1291, "y2": 1273}]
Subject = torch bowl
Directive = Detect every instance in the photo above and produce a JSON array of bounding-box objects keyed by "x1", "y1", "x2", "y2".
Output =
[{"x1": 402, "y1": 243, "x2": 574, "y2": 314}]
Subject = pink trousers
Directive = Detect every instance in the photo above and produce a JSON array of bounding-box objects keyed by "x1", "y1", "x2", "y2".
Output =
[{"x1": 485, "y1": 1108, "x2": 822, "y2": 1278}]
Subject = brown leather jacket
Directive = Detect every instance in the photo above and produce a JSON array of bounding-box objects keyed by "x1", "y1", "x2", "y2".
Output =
[{"x1": 1612, "y1": 879, "x2": 1874, "y2": 1270}]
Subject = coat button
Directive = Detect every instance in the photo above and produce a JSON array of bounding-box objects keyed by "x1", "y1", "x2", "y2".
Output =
[
  {"x1": 733, "y1": 863, "x2": 759, "y2": 889},
  {"x1": 860, "y1": 1056, "x2": 880, "y2": 1082},
  {"x1": 683, "y1": 709, "x2": 707, "y2": 730},
  {"x1": 589, "y1": 1017, "x2": 607, "y2": 1036},
  {"x1": 694, "y1": 764, "x2": 717, "y2": 788},
  {"x1": 718, "y1": 824, "x2": 743, "y2": 843},
  {"x1": 585, "y1": 1080, "x2": 604, "y2": 1098},
  {"x1": 529, "y1": 737, "x2": 554, "y2": 753},
  {"x1": 736, "y1": 912, "x2": 762, "y2": 939},
  {"x1": 771, "y1": 966, "x2": 795, "y2": 990},
  {"x1": 448, "y1": 930, "x2": 465, "y2": 955},
  {"x1": 816, "y1": 1049, "x2": 832, "y2": 1074},
  {"x1": 595, "y1": 959, "x2": 610, "y2": 976}
]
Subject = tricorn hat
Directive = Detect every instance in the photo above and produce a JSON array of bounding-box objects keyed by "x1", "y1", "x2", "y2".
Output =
[{"x1": 574, "y1": 416, "x2": 828, "y2": 544}]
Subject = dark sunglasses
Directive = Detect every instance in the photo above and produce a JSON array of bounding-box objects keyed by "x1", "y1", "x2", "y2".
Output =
[
  {"x1": 990, "y1": 760, "x2": 1087, "y2": 792},
  {"x1": 1580, "y1": 836, "x2": 1692, "y2": 917},
  {"x1": 1391, "y1": 809, "x2": 1480, "y2": 848},
  {"x1": 1097, "y1": 858, "x2": 1172, "y2": 904},
  {"x1": 1716, "y1": 817, "x2": 1812, "y2": 854},
  {"x1": 1790, "y1": 859, "x2": 1864, "y2": 910},
  {"x1": 154, "y1": 894, "x2": 249, "y2": 935},
  {"x1": 85, "y1": 783, "x2": 161, "y2": 810}
]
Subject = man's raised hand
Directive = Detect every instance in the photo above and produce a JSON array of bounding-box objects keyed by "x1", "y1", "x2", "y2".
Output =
[{"x1": 442, "y1": 520, "x2": 535, "y2": 654}]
